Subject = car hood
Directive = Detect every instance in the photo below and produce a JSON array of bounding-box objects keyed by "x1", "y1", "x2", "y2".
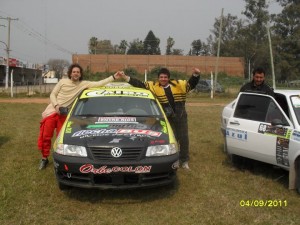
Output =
[{"x1": 60, "y1": 116, "x2": 170, "y2": 147}]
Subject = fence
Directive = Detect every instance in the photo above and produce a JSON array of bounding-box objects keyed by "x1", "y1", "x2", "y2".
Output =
[
  {"x1": 73, "y1": 54, "x2": 244, "y2": 77},
  {"x1": 0, "y1": 84, "x2": 55, "y2": 96}
]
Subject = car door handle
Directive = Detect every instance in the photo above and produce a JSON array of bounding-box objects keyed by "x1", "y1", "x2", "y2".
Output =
[{"x1": 230, "y1": 121, "x2": 240, "y2": 125}]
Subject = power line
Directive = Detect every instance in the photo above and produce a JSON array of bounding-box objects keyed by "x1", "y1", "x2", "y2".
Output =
[
  {"x1": 13, "y1": 19, "x2": 74, "y2": 55},
  {"x1": 0, "y1": 11, "x2": 74, "y2": 57}
]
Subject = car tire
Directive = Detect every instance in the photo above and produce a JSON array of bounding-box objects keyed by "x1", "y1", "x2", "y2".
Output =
[
  {"x1": 296, "y1": 159, "x2": 300, "y2": 194},
  {"x1": 223, "y1": 138, "x2": 228, "y2": 153},
  {"x1": 58, "y1": 182, "x2": 71, "y2": 191},
  {"x1": 230, "y1": 154, "x2": 243, "y2": 167}
]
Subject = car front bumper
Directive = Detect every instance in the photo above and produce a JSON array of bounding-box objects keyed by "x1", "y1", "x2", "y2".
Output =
[{"x1": 53, "y1": 152, "x2": 179, "y2": 189}]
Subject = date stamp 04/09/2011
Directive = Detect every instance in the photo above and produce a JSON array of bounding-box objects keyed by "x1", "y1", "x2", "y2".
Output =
[{"x1": 240, "y1": 200, "x2": 287, "y2": 207}]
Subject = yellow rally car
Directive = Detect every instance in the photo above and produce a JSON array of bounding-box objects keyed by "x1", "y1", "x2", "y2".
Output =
[{"x1": 53, "y1": 83, "x2": 179, "y2": 190}]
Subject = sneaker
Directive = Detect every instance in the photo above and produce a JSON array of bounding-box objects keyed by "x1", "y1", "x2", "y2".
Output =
[
  {"x1": 39, "y1": 158, "x2": 49, "y2": 170},
  {"x1": 181, "y1": 161, "x2": 190, "y2": 170}
]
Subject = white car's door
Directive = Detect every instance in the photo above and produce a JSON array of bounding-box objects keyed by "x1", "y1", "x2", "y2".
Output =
[{"x1": 226, "y1": 93, "x2": 293, "y2": 167}]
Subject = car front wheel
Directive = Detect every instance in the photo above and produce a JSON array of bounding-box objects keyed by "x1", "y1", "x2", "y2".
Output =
[{"x1": 58, "y1": 182, "x2": 71, "y2": 191}]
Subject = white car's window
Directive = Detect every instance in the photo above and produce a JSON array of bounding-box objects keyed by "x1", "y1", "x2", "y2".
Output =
[
  {"x1": 234, "y1": 94, "x2": 289, "y2": 125},
  {"x1": 265, "y1": 101, "x2": 289, "y2": 125},
  {"x1": 72, "y1": 96, "x2": 163, "y2": 117},
  {"x1": 234, "y1": 94, "x2": 270, "y2": 121},
  {"x1": 290, "y1": 95, "x2": 300, "y2": 125}
]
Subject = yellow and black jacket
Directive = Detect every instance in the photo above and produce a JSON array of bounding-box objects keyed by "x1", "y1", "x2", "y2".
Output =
[{"x1": 128, "y1": 75, "x2": 199, "y2": 118}]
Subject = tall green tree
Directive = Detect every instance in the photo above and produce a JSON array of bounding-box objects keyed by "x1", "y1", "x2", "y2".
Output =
[
  {"x1": 88, "y1": 37, "x2": 98, "y2": 54},
  {"x1": 88, "y1": 37, "x2": 114, "y2": 54},
  {"x1": 191, "y1": 39, "x2": 203, "y2": 56},
  {"x1": 206, "y1": 0, "x2": 273, "y2": 77},
  {"x1": 113, "y1": 40, "x2": 128, "y2": 54},
  {"x1": 119, "y1": 40, "x2": 128, "y2": 54},
  {"x1": 273, "y1": 1, "x2": 300, "y2": 80},
  {"x1": 166, "y1": 37, "x2": 175, "y2": 55},
  {"x1": 127, "y1": 39, "x2": 144, "y2": 55},
  {"x1": 143, "y1": 30, "x2": 161, "y2": 55},
  {"x1": 96, "y1": 40, "x2": 114, "y2": 54},
  {"x1": 210, "y1": 14, "x2": 245, "y2": 57},
  {"x1": 241, "y1": 0, "x2": 271, "y2": 69}
]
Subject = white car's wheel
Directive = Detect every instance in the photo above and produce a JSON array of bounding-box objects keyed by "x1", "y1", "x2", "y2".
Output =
[{"x1": 296, "y1": 160, "x2": 300, "y2": 194}]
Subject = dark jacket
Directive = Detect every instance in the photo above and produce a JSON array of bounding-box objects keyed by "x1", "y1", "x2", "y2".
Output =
[{"x1": 240, "y1": 81, "x2": 274, "y2": 97}]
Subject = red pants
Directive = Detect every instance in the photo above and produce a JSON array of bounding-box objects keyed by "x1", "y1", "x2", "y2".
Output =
[{"x1": 37, "y1": 113, "x2": 67, "y2": 158}]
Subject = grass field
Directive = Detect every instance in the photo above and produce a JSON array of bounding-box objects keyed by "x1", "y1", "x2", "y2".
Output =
[{"x1": 0, "y1": 98, "x2": 299, "y2": 225}]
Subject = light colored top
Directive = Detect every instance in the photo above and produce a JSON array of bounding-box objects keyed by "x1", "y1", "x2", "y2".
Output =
[{"x1": 42, "y1": 76, "x2": 114, "y2": 118}]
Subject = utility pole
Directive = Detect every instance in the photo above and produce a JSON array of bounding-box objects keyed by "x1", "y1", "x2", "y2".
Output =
[
  {"x1": 0, "y1": 17, "x2": 18, "y2": 89},
  {"x1": 267, "y1": 24, "x2": 276, "y2": 89},
  {"x1": 214, "y1": 8, "x2": 223, "y2": 94}
]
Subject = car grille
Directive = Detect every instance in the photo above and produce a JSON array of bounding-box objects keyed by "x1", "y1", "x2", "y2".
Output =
[{"x1": 89, "y1": 146, "x2": 143, "y2": 161}]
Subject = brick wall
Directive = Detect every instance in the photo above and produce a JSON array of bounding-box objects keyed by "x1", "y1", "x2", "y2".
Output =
[{"x1": 72, "y1": 54, "x2": 245, "y2": 77}]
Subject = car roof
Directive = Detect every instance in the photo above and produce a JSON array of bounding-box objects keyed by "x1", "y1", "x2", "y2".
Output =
[
  {"x1": 79, "y1": 82, "x2": 155, "y2": 100},
  {"x1": 274, "y1": 89, "x2": 300, "y2": 97}
]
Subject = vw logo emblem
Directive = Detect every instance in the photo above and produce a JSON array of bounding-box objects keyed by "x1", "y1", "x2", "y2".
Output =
[{"x1": 111, "y1": 147, "x2": 122, "y2": 158}]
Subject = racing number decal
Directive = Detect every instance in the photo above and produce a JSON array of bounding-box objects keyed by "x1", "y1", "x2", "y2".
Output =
[{"x1": 258, "y1": 124, "x2": 267, "y2": 133}]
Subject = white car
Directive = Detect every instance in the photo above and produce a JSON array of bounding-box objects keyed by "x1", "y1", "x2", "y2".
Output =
[{"x1": 221, "y1": 90, "x2": 300, "y2": 193}]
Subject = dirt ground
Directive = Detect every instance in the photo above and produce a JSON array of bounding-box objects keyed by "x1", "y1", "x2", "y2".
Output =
[{"x1": 0, "y1": 98, "x2": 226, "y2": 107}]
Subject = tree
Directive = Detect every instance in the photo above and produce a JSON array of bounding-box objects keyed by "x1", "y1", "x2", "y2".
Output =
[
  {"x1": 113, "y1": 40, "x2": 128, "y2": 54},
  {"x1": 172, "y1": 49, "x2": 184, "y2": 55},
  {"x1": 166, "y1": 37, "x2": 175, "y2": 55},
  {"x1": 88, "y1": 37, "x2": 98, "y2": 54},
  {"x1": 191, "y1": 39, "x2": 203, "y2": 56},
  {"x1": 96, "y1": 40, "x2": 114, "y2": 54},
  {"x1": 47, "y1": 59, "x2": 70, "y2": 79},
  {"x1": 210, "y1": 14, "x2": 245, "y2": 57},
  {"x1": 88, "y1": 37, "x2": 114, "y2": 54},
  {"x1": 119, "y1": 40, "x2": 128, "y2": 54},
  {"x1": 241, "y1": 0, "x2": 272, "y2": 69},
  {"x1": 143, "y1": 30, "x2": 161, "y2": 55},
  {"x1": 273, "y1": 1, "x2": 300, "y2": 80},
  {"x1": 205, "y1": 1, "x2": 274, "y2": 77},
  {"x1": 127, "y1": 39, "x2": 144, "y2": 55}
]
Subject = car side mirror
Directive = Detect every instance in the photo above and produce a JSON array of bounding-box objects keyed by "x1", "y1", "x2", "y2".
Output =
[{"x1": 271, "y1": 119, "x2": 284, "y2": 126}]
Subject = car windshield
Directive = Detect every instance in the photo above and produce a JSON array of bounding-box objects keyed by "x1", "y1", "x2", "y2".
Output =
[
  {"x1": 290, "y1": 95, "x2": 300, "y2": 125},
  {"x1": 72, "y1": 96, "x2": 163, "y2": 117}
]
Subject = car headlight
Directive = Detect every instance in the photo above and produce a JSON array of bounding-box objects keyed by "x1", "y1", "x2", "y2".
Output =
[
  {"x1": 146, "y1": 143, "x2": 178, "y2": 157},
  {"x1": 55, "y1": 144, "x2": 87, "y2": 157}
]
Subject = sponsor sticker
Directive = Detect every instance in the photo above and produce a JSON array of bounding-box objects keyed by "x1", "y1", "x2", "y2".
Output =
[
  {"x1": 97, "y1": 117, "x2": 137, "y2": 123},
  {"x1": 258, "y1": 123, "x2": 291, "y2": 138},
  {"x1": 72, "y1": 129, "x2": 117, "y2": 138},
  {"x1": 86, "y1": 90, "x2": 149, "y2": 97},
  {"x1": 226, "y1": 128, "x2": 247, "y2": 141},
  {"x1": 79, "y1": 164, "x2": 152, "y2": 174},
  {"x1": 276, "y1": 137, "x2": 290, "y2": 166},
  {"x1": 160, "y1": 120, "x2": 168, "y2": 134},
  {"x1": 65, "y1": 121, "x2": 73, "y2": 133},
  {"x1": 117, "y1": 129, "x2": 162, "y2": 137},
  {"x1": 291, "y1": 130, "x2": 300, "y2": 142},
  {"x1": 71, "y1": 128, "x2": 162, "y2": 138}
]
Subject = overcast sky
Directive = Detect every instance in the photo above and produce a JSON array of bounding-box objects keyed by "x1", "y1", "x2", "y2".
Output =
[{"x1": 0, "y1": 0, "x2": 281, "y2": 64}]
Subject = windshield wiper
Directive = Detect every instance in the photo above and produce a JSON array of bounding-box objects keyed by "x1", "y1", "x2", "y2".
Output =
[{"x1": 76, "y1": 114, "x2": 101, "y2": 117}]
